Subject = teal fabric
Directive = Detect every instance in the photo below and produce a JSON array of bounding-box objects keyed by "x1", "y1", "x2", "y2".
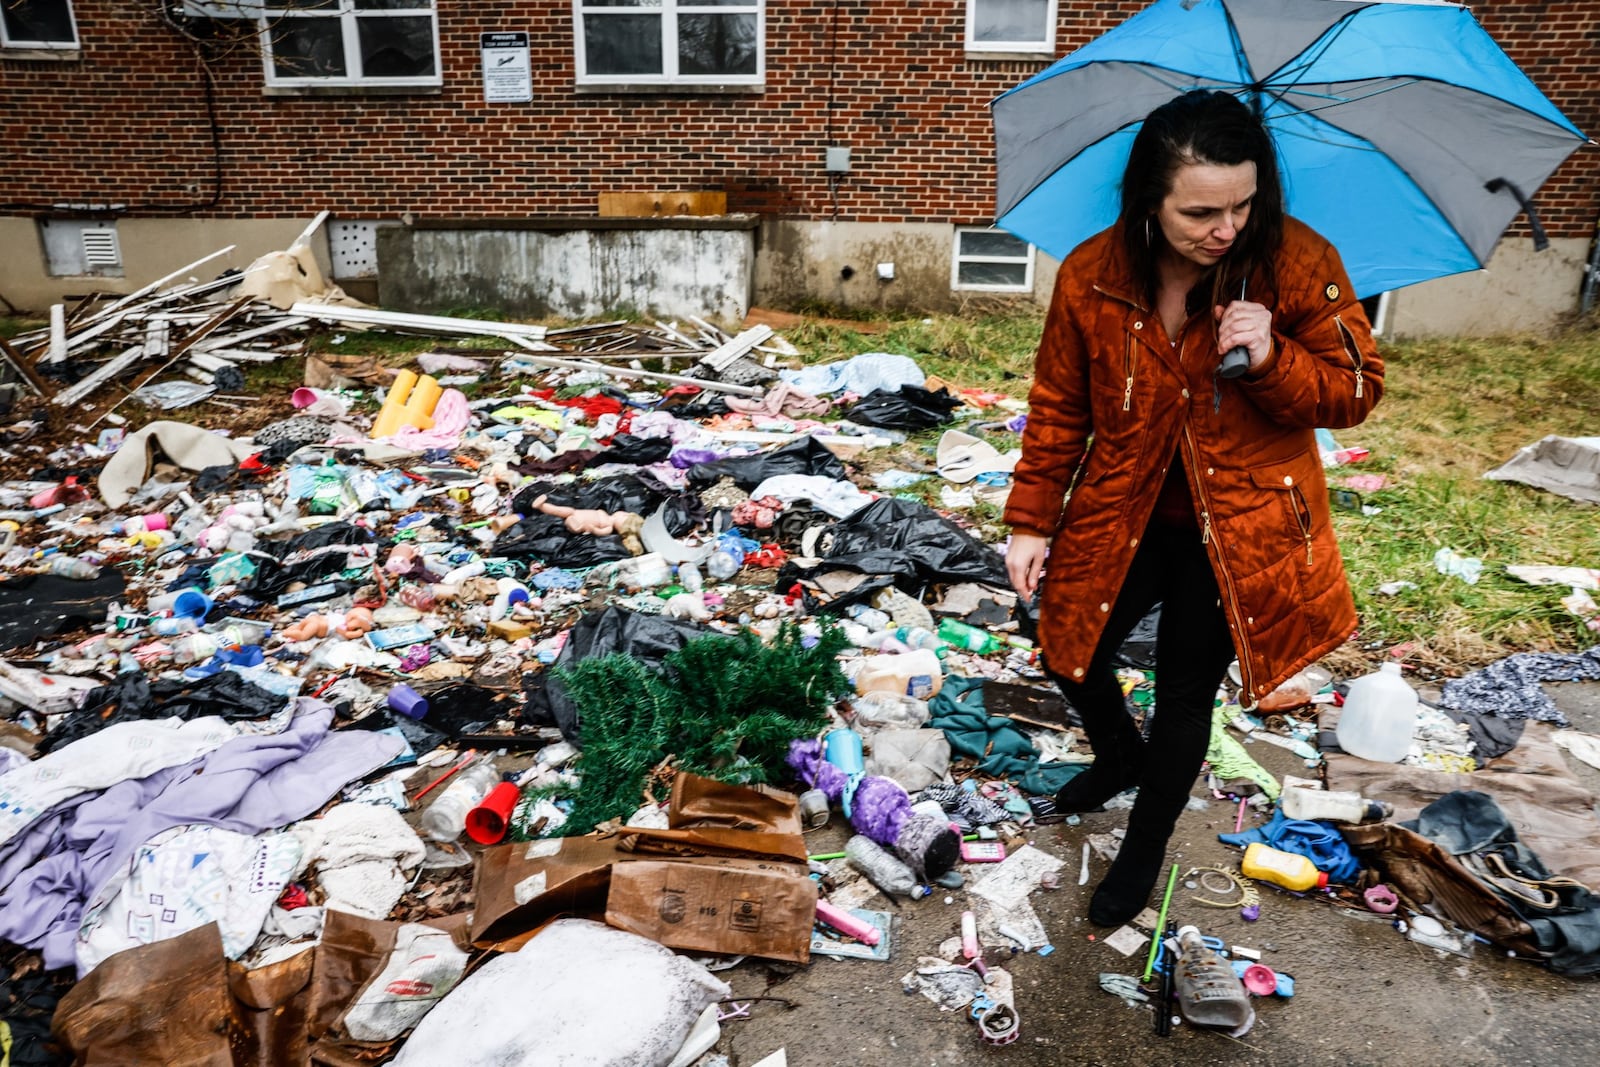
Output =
[{"x1": 927, "y1": 676, "x2": 1083, "y2": 796}]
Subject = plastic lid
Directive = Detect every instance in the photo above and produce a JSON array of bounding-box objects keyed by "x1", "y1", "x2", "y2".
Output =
[{"x1": 1315, "y1": 871, "x2": 1330, "y2": 889}]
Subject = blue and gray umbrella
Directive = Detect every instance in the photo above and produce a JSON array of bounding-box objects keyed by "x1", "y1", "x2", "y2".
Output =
[{"x1": 991, "y1": 0, "x2": 1590, "y2": 296}]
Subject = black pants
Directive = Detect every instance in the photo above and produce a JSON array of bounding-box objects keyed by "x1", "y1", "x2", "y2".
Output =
[{"x1": 1046, "y1": 521, "x2": 1238, "y2": 851}]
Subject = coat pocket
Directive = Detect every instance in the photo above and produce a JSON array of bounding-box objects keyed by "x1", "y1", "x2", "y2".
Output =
[{"x1": 1247, "y1": 460, "x2": 1316, "y2": 569}]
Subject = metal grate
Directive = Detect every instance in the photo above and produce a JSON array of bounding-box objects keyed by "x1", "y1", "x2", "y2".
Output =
[{"x1": 80, "y1": 228, "x2": 122, "y2": 268}]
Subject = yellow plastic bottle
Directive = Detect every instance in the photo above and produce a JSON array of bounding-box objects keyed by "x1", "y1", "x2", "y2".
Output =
[{"x1": 1241, "y1": 842, "x2": 1328, "y2": 891}]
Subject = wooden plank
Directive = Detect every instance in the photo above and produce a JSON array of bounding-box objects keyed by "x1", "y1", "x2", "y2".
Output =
[
  {"x1": 43, "y1": 305, "x2": 67, "y2": 364},
  {"x1": 0, "y1": 333, "x2": 50, "y2": 397},
  {"x1": 52, "y1": 344, "x2": 145, "y2": 406},
  {"x1": 699, "y1": 324, "x2": 772, "y2": 372},
  {"x1": 596, "y1": 191, "x2": 727, "y2": 218},
  {"x1": 89, "y1": 298, "x2": 250, "y2": 426}
]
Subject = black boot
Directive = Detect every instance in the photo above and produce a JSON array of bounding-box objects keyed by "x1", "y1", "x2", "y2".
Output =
[
  {"x1": 1088, "y1": 831, "x2": 1169, "y2": 926},
  {"x1": 1051, "y1": 674, "x2": 1146, "y2": 814}
]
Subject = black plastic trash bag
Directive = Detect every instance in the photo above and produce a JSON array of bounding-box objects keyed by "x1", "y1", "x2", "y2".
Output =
[
  {"x1": 492, "y1": 513, "x2": 633, "y2": 569},
  {"x1": 600, "y1": 433, "x2": 673, "y2": 467},
  {"x1": 686, "y1": 436, "x2": 848, "y2": 490},
  {"x1": 40, "y1": 670, "x2": 290, "y2": 753},
  {"x1": 244, "y1": 521, "x2": 376, "y2": 599},
  {"x1": 510, "y1": 472, "x2": 672, "y2": 520},
  {"x1": 0, "y1": 568, "x2": 127, "y2": 653},
  {"x1": 846, "y1": 385, "x2": 961, "y2": 430},
  {"x1": 780, "y1": 497, "x2": 1011, "y2": 593},
  {"x1": 522, "y1": 606, "x2": 708, "y2": 743}
]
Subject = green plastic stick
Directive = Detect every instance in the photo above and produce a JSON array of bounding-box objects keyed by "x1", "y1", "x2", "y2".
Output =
[
  {"x1": 809, "y1": 851, "x2": 847, "y2": 861},
  {"x1": 1141, "y1": 862, "x2": 1181, "y2": 983}
]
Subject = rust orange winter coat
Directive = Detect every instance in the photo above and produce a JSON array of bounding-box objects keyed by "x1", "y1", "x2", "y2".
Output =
[{"x1": 1004, "y1": 217, "x2": 1383, "y2": 705}]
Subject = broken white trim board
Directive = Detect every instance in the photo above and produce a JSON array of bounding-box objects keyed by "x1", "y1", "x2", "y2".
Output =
[{"x1": 289, "y1": 302, "x2": 550, "y2": 341}]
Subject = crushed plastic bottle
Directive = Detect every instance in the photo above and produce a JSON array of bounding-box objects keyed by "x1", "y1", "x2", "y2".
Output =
[
  {"x1": 420, "y1": 761, "x2": 502, "y2": 843},
  {"x1": 1173, "y1": 925, "x2": 1254, "y2": 1035},
  {"x1": 845, "y1": 835, "x2": 929, "y2": 899}
]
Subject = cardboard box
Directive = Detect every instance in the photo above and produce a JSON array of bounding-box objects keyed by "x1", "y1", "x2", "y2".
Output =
[{"x1": 606, "y1": 856, "x2": 817, "y2": 964}]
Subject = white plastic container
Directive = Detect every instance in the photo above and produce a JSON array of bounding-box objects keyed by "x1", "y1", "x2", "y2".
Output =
[
  {"x1": 854, "y1": 649, "x2": 944, "y2": 700},
  {"x1": 1281, "y1": 785, "x2": 1392, "y2": 823},
  {"x1": 1335, "y1": 662, "x2": 1419, "y2": 763}
]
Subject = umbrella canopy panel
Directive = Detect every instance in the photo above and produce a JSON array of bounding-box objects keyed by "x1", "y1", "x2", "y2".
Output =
[{"x1": 992, "y1": 0, "x2": 1589, "y2": 297}]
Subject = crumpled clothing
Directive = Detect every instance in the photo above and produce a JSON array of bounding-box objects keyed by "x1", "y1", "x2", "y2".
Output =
[
  {"x1": 1439, "y1": 646, "x2": 1600, "y2": 726},
  {"x1": 1208, "y1": 703, "x2": 1282, "y2": 799},
  {"x1": 391, "y1": 387, "x2": 471, "y2": 450},
  {"x1": 779, "y1": 352, "x2": 926, "y2": 396},
  {"x1": 1407, "y1": 790, "x2": 1600, "y2": 976},
  {"x1": 75, "y1": 824, "x2": 302, "y2": 974},
  {"x1": 725, "y1": 381, "x2": 833, "y2": 418},
  {"x1": 291, "y1": 801, "x2": 426, "y2": 920},
  {"x1": 750, "y1": 474, "x2": 874, "y2": 519},
  {"x1": 927, "y1": 676, "x2": 1080, "y2": 796}
]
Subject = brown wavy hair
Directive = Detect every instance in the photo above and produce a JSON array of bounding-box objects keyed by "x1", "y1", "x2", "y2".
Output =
[{"x1": 1119, "y1": 90, "x2": 1285, "y2": 311}]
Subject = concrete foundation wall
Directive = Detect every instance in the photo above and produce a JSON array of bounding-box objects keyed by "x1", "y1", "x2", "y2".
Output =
[
  {"x1": 0, "y1": 218, "x2": 331, "y2": 312},
  {"x1": 1383, "y1": 237, "x2": 1590, "y2": 338},
  {"x1": 754, "y1": 219, "x2": 1060, "y2": 312},
  {"x1": 376, "y1": 225, "x2": 756, "y2": 323}
]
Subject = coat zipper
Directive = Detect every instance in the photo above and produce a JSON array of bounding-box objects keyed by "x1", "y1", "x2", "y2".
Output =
[
  {"x1": 1183, "y1": 424, "x2": 1256, "y2": 703},
  {"x1": 1123, "y1": 334, "x2": 1137, "y2": 411},
  {"x1": 1291, "y1": 485, "x2": 1313, "y2": 566},
  {"x1": 1334, "y1": 315, "x2": 1364, "y2": 399}
]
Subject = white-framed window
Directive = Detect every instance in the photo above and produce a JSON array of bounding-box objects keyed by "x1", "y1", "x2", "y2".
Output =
[
  {"x1": 0, "y1": 0, "x2": 79, "y2": 50},
  {"x1": 953, "y1": 227, "x2": 1035, "y2": 292},
  {"x1": 965, "y1": 0, "x2": 1056, "y2": 55},
  {"x1": 260, "y1": 1, "x2": 441, "y2": 88},
  {"x1": 574, "y1": 1, "x2": 764, "y2": 87}
]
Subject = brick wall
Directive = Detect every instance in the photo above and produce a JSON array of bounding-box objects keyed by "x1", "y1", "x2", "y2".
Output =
[{"x1": 1, "y1": 1, "x2": 1594, "y2": 236}]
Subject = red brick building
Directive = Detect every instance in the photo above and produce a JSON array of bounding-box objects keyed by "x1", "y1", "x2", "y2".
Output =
[{"x1": 2, "y1": 1, "x2": 1596, "y2": 333}]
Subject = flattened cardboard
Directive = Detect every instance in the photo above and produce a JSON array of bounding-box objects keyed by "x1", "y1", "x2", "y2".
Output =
[
  {"x1": 605, "y1": 856, "x2": 817, "y2": 964},
  {"x1": 470, "y1": 835, "x2": 626, "y2": 949},
  {"x1": 669, "y1": 773, "x2": 804, "y2": 835}
]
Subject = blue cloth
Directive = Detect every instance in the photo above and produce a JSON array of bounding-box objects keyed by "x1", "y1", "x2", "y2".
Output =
[{"x1": 779, "y1": 353, "x2": 925, "y2": 397}]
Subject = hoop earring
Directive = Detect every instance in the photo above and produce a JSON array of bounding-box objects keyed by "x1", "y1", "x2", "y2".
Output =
[{"x1": 1144, "y1": 216, "x2": 1152, "y2": 246}]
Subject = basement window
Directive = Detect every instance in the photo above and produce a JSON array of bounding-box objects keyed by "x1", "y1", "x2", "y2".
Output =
[
  {"x1": 1, "y1": 0, "x2": 80, "y2": 53},
  {"x1": 260, "y1": 1, "x2": 441, "y2": 90},
  {"x1": 966, "y1": 0, "x2": 1056, "y2": 56},
  {"x1": 575, "y1": 0, "x2": 764, "y2": 90},
  {"x1": 40, "y1": 219, "x2": 124, "y2": 278},
  {"x1": 952, "y1": 227, "x2": 1033, "y2": 292}
]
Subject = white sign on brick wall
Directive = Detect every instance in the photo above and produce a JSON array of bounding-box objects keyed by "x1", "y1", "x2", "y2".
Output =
[{"x1": 481, "y1": 32, "x2": 532, "y2": 104}]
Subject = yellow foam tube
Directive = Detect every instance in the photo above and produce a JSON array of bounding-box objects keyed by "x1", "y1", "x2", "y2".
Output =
[
  {"x1": 399, "y1": 374, "x2": 442, "y2": 432},
  {"x1": 371, "y1": 369, "x2": 419, "y2": 438}
]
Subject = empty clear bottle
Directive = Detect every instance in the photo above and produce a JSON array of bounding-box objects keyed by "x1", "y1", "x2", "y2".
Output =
[
  {"x1": 49, "y1": 555, "x2": 101, "y2": 580},
  {"x1": 1172, "y1": 926, "x2": 1255, "y2": 1035},
  {"x1": 845, "y1": 834, "x2": 930, "y2": 899},
  {"x1": 420, "y1": 761, "x2": 502, "y2": 842}
]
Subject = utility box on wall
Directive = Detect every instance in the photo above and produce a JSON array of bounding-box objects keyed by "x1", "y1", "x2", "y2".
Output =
[{"x1": 376, "y1": 216, "x2": 759, "y2": 322}]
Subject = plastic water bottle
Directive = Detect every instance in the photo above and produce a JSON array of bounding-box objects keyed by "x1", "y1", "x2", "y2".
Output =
[
  {"x1": 48, "y1": 555, "x2": 101, "y2": 580},
  {"x1": 935, "y1": 618, "x2": 1005, "y2": 655},
  {"x1": 677, "y1": 560, "x2": 703, "y2": 593},
  {"x1": 421, "y1": 761, "x2": 502, "y2": 842},
  {"x1": 845, "y1": 604, "x2": 893, "y2": 632},
  {"x1": 705, "y1": 536, "x2": 747, "y2": 581},
  {"x1": 893, "y1": 626, "x2": 947, "y2": 653},
  {"x1": 1173, "y1": 926, "x2": 1255, "y2": 1034},
  {"x1": 845, "y1": 835, "x2": 930, "y2": 899},
  {"x1": 1335, "y1": 662, "x2": 1419, "y2": 763}
]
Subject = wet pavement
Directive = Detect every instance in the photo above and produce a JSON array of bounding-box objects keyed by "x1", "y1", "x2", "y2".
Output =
[{"x1": 712, "y1": 682, "x2": 1600, "y2": 1067}]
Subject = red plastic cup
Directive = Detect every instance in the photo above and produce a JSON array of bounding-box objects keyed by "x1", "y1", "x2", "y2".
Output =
[{"x1": 464, "y1": 782, "x2": 522, "y2": 845}]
